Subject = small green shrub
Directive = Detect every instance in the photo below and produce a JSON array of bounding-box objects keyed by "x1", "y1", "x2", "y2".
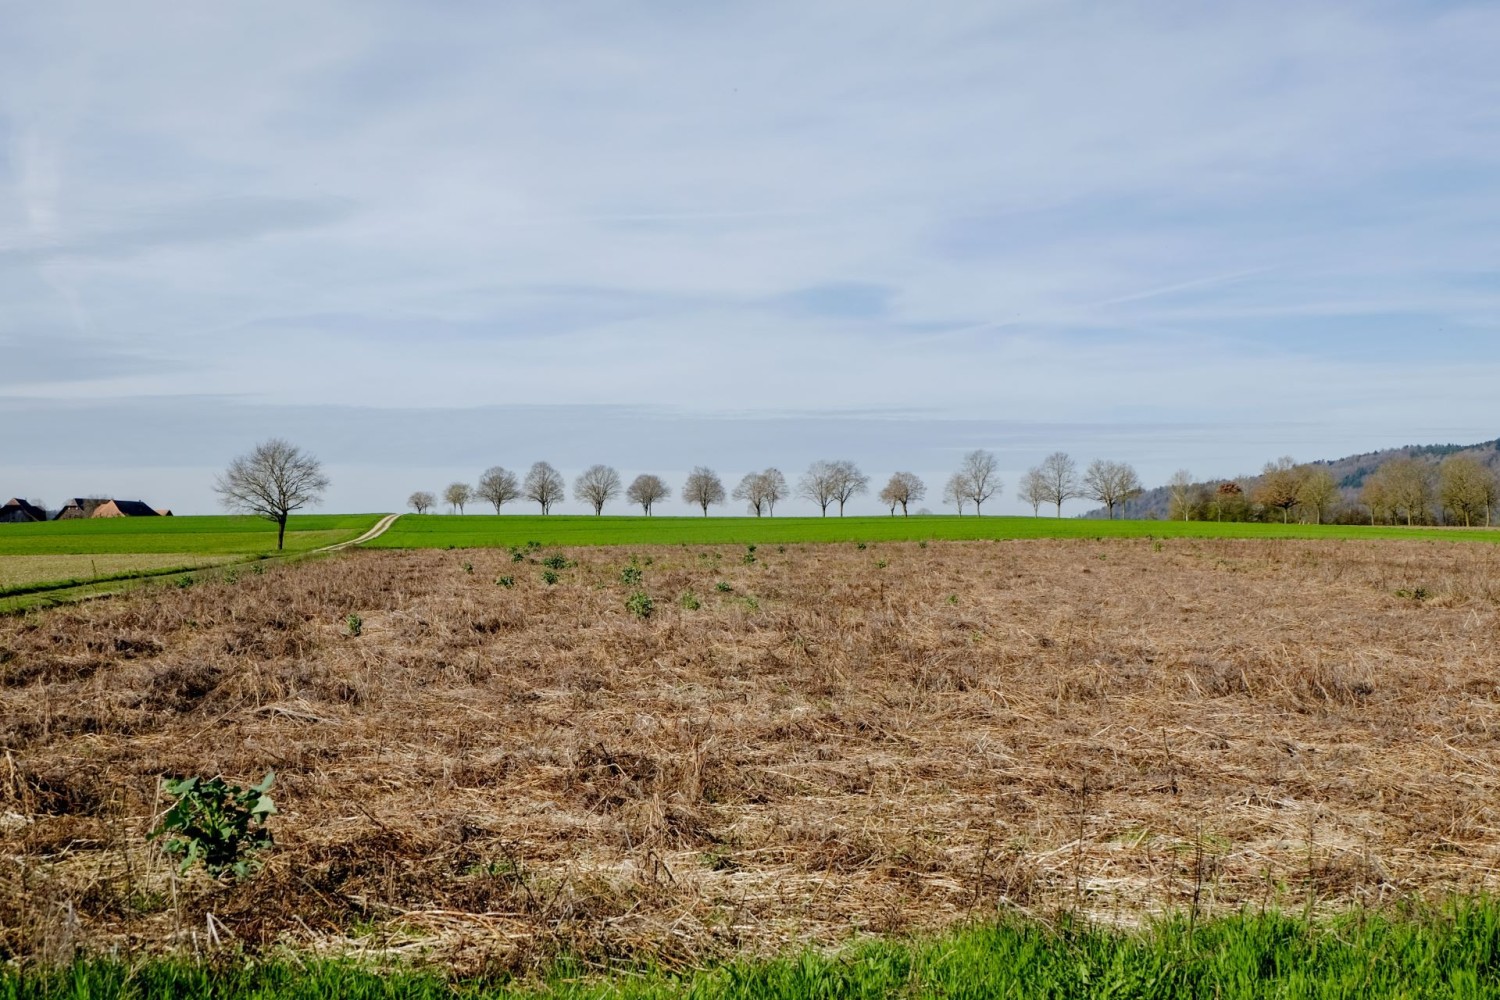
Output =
[
  {"x1": 541, "y1": 570, "x2": 559, "y2": 586},
  {"x1": 875, "y1": 559, "x2": 889, "y2": 569},
  {"x1": 526, "y1": 540, "x2": 543, "y2": 552},
  {"x1": 175, "y1": 575, "x2": 193, "y2": 589},
  {"x1": 343, "y1": 613, "x2": 363, "y2": 637},
  {"x1": 541, "y1": 554, "x2": 573, "y2": 570},
  {"x1": 151, "y1": 772, "x2": 276, "y2": 880},
  {"x1": 741, "y1": 596, "x2": 760, "y2": 612},
  {"x1": 626, "y1": 590, "x2": 654, "y2": 619},
  {"x1": 743, "y1": 544, "x2": 757, "y2": 565},
  {"x1": 947, "y1": 594, "x2": 959, "y2": 605},
  {"x1": 918, "y1": 540, "x2": 928, "y2": 549},
  {"x1": 620, "y1": 564, "x2": 643, "y2": 586},
  {"x1": 856, "y1": 541, "x2": 867, "y2": 551},
  {"x1": 496, "y1": 575, "x2": 515, "y2": 588},
  {"x1": 510, "y1": 548, "x2": 525, "y2": 563},
  {"x1": 461, "y1": 561, "x2": 473, "y2": 574},
  {"x1": 715, "y1": 581, "x2": 732, "y2": 593},
  {"x1": 679, "y1": 591, "x2": 702, "y2": 611}
]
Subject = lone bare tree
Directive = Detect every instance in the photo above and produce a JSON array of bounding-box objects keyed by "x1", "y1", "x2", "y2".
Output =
[
  {"x1": 1083, "y1": 459, "x2": 1142, "y2": 520},
  {"x1": 626, "y1": 473, "x2": 670, "y2": 515},
  {"x1": 214, "y1": 438, "x2": 328, "y2": 550},
  {"x1": 798, "y1": 461, "x2": 838, "y2": 516},
  {"x1": 878, "y1": 471, "x2": 925, "y2": 516},
  {"x1": 523, "y1": 461, "x2": 566, "y2": 514},
  {"x1": 407, "y1": 490, "x2": 436, "y2": 515},
  {"x1": 444, "y1": 482, "x2": 472, "y2": 514},
  {"x1": 573, "y1": 464, "x2": 622, "y2": 515},
  {"x1": 682, "y1": 466, "x2": 725, "y2": 516},
  {"x1": 1036, "y1": 452, "x2": 1081, "y2": 516},
  {"x1": 476, "y1": 466, "x2": 521, "y2": 513},
  {"x1": 955, "y1": 449, "x2": 1002, "y2": 516}
]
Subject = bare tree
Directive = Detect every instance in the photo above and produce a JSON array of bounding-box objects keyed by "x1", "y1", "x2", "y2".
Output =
[
  {"x1": 942, "y1": 472, "x2": 968, "y2": 515},
  {"x1": 1440, "y1": 455, "x2": 1499, "y2": 527},
  {"x1": 523, "y1": 461, "x2": 566, "y2": 514},
  {"x1": 1018, "y1": 468, "x2": 1047, "y2": 517},
  {"x1": 214, "y1": 438, "x2": 329, "y2": 550},
  {"x1": 956, "y1": 449, "x2": 1002, "y2": 516},
  {"x1": 1083, "y1": 459, "x2": 1142, "y2": 520},
  {"x1": 407, "y1": 490, "x2": 436, "y2": 515},
  {"x1": 1167, "y1": 470, "x2": 1195, "y2": 522},
  {"x1": 798, "y1": 460, "x2": 839, "y2": 517},
  {"x1": 1296, "y1": 468, "x2": 1340, "y2": 524},
  {"x1": 476, "y1": 466, "x2": 521, "y2": 513},
  {"x1": 626, "y1": 473, "x2": 670, "y2": 515},
  {"x1": 762, "y1": 468, "x2": 789, "y2": 515},
  {"x1": 732, "y1": 471, "x2": 772, "y2": 516},
  {"x1": 573, "y1": 464, "x2": 622, "y2": 515},
  {"x1": 1359, "y1": 468, "x2": 1393, "y2": 525},
  {"x1": 682, "y1": 466, "x2": 725, "y2": 516},
  {"x1": 1036, "y1": 452, "x2": 1081, "y2": 517},
  {"x1": 877, "y1": 471, "x2": 925, "y2": 516},
  {"x1": 828, "y1": 460, "x2": 869, "y2": 516},
  {"x1": 444, "y1": 482, "x2": 472, "y2": 514},
  {"x1": 1252, "y1": 457, "x2": 1304, "y2": 524},
  {"x1": 1386, "y1": 457, "x2": 1435, "y2": 526}
]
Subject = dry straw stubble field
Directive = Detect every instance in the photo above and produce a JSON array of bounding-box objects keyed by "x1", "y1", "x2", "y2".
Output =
[{"x1": 2, "y1": 537, "x2": 1499, "y2": 972}]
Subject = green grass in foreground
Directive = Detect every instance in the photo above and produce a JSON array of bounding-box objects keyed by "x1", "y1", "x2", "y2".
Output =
[
  {"x1": 370, "y1": 513, "x2": 1500, "y2": 549},
  {"x1": 0, "y1": 514, "x2": 383, "y2": 558},
  {"x1": 7, "y1": 905, "x2": 1500, "y2": 999}
]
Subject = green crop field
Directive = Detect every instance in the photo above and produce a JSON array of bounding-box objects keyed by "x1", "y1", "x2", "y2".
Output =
[
  {"x1": 369, "y1": 513, "x2": 1500, "y2": 549},
  {"x1": 0, "y1": 514, "x2": 383, "y2": 602}
]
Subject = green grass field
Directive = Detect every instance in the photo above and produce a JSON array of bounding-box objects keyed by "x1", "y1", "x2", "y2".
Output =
[
  {"x1": 7, "y1": 904, "x2": 1500, "y2": 998},
  {"x1": 0, "y1": 515, "x2": 382, "y2": 602},
  {"x1": 369, "y1": 513, "x2": 1500, "y2": 549},
  {"x1": 0, "y1": 514, "x2": 382, "y2": 557}
]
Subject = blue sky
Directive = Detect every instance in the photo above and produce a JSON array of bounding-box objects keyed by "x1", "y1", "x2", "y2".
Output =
[{"x1": 2, "y1": 1, "x2": 1498, "y2": 515}]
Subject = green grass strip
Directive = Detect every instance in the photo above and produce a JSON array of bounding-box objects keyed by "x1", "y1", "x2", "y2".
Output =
[
  {"x1": 368, "y1": 513, "x2": 1500, "y2": 550},
  {"x1": 7, "y1": 903, "x2": 1500, "y2": 998}
]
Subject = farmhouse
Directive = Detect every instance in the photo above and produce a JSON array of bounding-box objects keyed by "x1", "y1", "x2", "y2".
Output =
[
  {"x1": 88, "y1": 500, "x2": 163, "y2": 519},
  {"x1": 53, "y1": 498, "x2": 163, "y2": 519},
  {"x1": 0, "y1": 498, "x2": 46, "y2": 523}
]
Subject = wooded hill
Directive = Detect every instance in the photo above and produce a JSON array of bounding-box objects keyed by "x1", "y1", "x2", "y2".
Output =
[{"x1": 1094, "y1": 437, "x2": 1500, "y2": 521}]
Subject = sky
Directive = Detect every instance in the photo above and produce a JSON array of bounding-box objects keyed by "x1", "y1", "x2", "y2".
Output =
[{"x1": 2, "y1": 1, "x2": 1498, "y2": 516}]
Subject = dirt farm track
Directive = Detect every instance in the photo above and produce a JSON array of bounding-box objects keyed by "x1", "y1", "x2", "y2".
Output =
[{"x1": 3, "y1": 537, "x2": 1499, "y2": 970}]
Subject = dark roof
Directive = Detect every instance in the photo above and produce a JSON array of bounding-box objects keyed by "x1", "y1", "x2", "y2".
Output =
[
  {"x1": 0, "y1": 498, "x2": 46, "y2": 521},
  {"x1": 100, "y1": 500, "x2": 161, "y2": 517}
]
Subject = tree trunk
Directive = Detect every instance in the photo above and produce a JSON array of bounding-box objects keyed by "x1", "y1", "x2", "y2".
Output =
[{"x1": 276, "y1": 514, "x2": 287, "y2": 551}]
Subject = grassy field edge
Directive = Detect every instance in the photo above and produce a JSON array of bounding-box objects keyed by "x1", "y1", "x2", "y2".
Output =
[
  {"x1": 6, "y1": 903, "x2": 1500, "y2": 998},
  {"x1": 368, "y1": 513, "x2": 1500, "y2": 550}
]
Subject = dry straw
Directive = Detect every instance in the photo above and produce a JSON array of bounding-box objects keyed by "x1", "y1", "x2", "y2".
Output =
[{"x1": 1, "y1": 537, "x2": 1499, "y2": 972}]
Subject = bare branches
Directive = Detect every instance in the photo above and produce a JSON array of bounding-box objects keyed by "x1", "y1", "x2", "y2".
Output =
[
  {"x1": 878, "y1": 471, "x2": 925, "y2": 516},
  {"x1": 681, "y1": 467, "x2": 725, "y2": 515},
  {"x1": 476, "y1": 467, "x2": 521, "y2": 513},
  {"x1": 443, "y1": 482, "x2": 472, "y2": 514},
  {"x1": 955, "y1": 450, "x2": 1002, "y2": 516},
  {"x1": 573, "y1": 465, "x2": 622, "y2": 516},
  {"x1": 626, "y1": 474, "x2": 670, "y2": 515},
  {"x1": 213, "y1": 438, "x2": 328, "y2": 549},
  {"x1": 523, "y1": 462, "x2": 566, "y2": 514},
  {"x1": 407, "y1": 491, "x2": 435, "y2": 514}
]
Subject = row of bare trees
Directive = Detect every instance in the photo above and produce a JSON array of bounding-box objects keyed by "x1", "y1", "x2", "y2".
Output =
[
  {"x1": 408, "y1": 451, "x2": 1019, "y2": 517},
  {"x1": 1015, "y1": 453, "x2": 1145, "y2": 520},
  {"x1": 1161, "y1": 454, "x2": 1500, "y2": 526}
]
